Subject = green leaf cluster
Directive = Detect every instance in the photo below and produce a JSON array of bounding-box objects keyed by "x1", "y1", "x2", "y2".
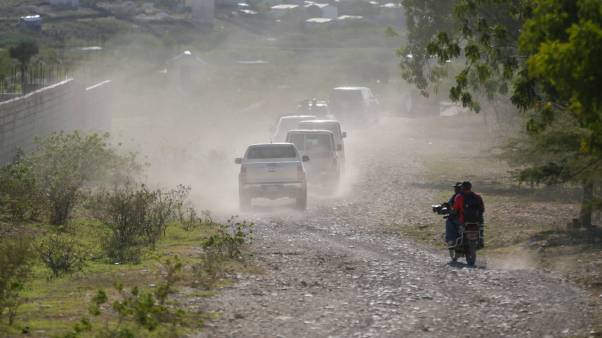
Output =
[
  {"x1": 400, "y1": 0, "x2": 602, "y2": 225},
  {"x1": 400, "y1": 0, "x2": 527, "y2": 111}
]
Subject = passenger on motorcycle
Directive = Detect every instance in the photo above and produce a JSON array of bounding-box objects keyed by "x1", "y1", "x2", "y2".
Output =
[
  {"x1": 445, "y1": 182, "x2": 463, "y2": 248},
  {"x1": 453, "y1": 181, "x2": 485, "y2": 248}
]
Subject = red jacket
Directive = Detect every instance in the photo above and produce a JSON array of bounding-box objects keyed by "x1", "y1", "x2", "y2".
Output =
[{"x1": 453, "y1": 191, "x2": 485, "y2": 223}]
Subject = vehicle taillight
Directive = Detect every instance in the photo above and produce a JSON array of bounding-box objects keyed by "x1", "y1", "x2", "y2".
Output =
[{"x1": 297, "y1": 164, "x2": 305, "y2": 181}]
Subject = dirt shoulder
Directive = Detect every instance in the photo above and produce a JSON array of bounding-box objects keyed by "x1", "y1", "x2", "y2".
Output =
[{"x1": 400, "y1": 115, "x2": 602, "y2": 297}]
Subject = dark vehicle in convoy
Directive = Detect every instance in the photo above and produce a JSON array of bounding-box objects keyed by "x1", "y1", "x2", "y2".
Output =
[
  {"x1": 329, "y1": 86, "x2": 379, "y2": 124},
  {"x1": 236, "y1": 143, "x2": 309, "y2": 210},
  {"x1": 272, "y1": 115, "x2": 317, "y2": 142},
  {"x1": 285, "y1": 129, "x2": 340, "y2": 185}
]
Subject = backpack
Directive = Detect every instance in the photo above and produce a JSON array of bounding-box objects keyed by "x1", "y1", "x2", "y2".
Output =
[{"x1": 463, "y1": 192, "x2": 481, "y2": 223}]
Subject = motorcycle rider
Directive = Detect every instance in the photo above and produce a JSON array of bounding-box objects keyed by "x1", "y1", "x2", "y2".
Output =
[
  {"x1": 445, "y1": 182, "x2": 463, "y2": 248},
  {"x1": 453, "y1": 181, "x2": 485, "y2": 248}
]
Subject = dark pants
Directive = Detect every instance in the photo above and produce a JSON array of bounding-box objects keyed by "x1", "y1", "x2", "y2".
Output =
[{"x1": 445, "y1": 218, "x2": 460, "y2": 243}]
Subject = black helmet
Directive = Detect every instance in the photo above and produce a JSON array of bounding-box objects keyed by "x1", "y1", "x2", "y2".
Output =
[
  {"x1": 461, "y1": 181, "x2": 472, "y2": 190},
  {"x1": 453, "y1": 182, "x2": 462, "y2": 188}
]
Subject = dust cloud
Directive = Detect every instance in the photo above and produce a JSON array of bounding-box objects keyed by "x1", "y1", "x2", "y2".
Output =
[{"x1": 77, "y1": 28, "x2": 429, "y2": 217}]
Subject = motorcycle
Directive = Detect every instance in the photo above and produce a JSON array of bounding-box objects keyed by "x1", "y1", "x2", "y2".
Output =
[
  {"x1": 448, "y1": 222, "x2": 480, "y2": 266},
  {"x1": 432, "y1": 204, "x2": 481, "y2": 266}
]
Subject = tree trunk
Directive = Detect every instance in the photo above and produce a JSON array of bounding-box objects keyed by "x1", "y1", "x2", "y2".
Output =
[
  {"x1": 580, "y1": 180, "x2": 594, "y2": 228},
  {"x1": 20, "y1": 64, "x2": 27, "y2": 94}
]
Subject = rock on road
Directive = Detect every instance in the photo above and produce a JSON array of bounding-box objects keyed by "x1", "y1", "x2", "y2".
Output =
[{"x1": 198, "y1": 116, "x2": 594, "y2": 338}]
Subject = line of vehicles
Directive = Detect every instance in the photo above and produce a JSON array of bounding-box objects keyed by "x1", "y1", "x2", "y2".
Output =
[{"x1": 235, "y1": 86, "x2": 378, "y2": 211}]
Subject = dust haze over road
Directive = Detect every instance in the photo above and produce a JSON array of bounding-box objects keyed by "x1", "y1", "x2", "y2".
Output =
[
  {"x1": 93, "y1": 35, "x2": 595, "y2": 336},
  {"x1": 179, "y1": 115, "x2": 593, "y2": 338}
]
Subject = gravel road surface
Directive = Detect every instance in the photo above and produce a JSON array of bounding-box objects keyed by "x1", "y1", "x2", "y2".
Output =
[{"x1": 198, "y1": 116, "x2": 595, "y2": 338}]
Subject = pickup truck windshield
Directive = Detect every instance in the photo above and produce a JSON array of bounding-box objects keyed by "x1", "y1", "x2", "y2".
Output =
[
  {"x1": 247, "y1": 145, "x2": 297, "y2": 159},
  {"x1": 289, "y1": 134, "x2": 333, "y2": 152}
]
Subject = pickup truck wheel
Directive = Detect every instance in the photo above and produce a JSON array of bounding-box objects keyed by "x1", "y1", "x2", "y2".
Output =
[{"x1": 296, "y1": 192, "x2": 307, "y2": 211}]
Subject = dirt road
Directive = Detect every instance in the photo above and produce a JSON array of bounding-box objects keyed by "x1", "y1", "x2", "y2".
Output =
[{"x1": 198, "y1": 116, "x2": 595, "y2": 338}]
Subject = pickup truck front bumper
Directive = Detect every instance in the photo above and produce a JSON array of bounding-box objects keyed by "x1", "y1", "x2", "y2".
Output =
[{"x1": 240, "y1": 182, "x2": 306, "y2": 200}]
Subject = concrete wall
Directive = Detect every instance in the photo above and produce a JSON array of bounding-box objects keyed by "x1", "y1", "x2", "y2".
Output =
[{"x1": 0, "y1": 79, "x2": 112, "y2": 165}]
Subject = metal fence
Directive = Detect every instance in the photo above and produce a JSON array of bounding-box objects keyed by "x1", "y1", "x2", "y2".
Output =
[{"x1": 0, "y1": 63, "x2": 71, "y2": 96}]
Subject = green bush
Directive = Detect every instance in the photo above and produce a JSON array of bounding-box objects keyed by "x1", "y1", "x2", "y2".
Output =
[
  {"x1": 177, "y1": 208, "x2": 213, "y2": 231},
  {"x1": 29, "y1": 132, "x2": 139, "y2": 226},
  {"x1": 178, "y1": 207, "x2": 199, "y2": 231},
  {"x1": 0, "y1": 152, "x2": 42, "y2": 223},
  {"x1": 0, "y1": 229, "x2": 33, "y2": 325},
  {"x1": 194, "y1": 217, "x2": 254, "y2": 289},
  {"x1": 0, "y1": 131, "x2": 140, "y2": 227},
  {"x1": 62, "y1": 257, "x2": 196, "y2": 338},
  {"x1": 37, "y1": 234, "x2": 86, "y2": 278},
  {"x1": 202, "y1": 216, "x2": 254, "y2": 260},
  {"x1": 90, "y1": 183, "x2": 189, "y2": 263},
  {"x1": 144, "y1": 185, "x2": 189, "y2": 249}
]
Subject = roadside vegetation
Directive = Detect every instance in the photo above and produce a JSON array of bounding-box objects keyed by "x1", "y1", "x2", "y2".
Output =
[
  {"x1": 397, "y1": 0, "x2": 602, "y2": 288},
  {"x1": 0, "y1": 131, "x2": 254, "y2": 337}
]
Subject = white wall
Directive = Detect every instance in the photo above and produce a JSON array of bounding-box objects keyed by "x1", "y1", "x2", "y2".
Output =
[{"x1": 0, "y1": 79, "x2": 112, "y2": 165}]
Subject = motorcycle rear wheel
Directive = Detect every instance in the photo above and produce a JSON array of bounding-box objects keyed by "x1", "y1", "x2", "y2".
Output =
[{"x1": 466, "y1": 240, "x2": 477, "y2": 266}]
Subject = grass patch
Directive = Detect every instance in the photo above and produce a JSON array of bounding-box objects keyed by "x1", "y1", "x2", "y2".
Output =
[{"x1": 0, "y1": 219, "x2": 251, "y2": 337}]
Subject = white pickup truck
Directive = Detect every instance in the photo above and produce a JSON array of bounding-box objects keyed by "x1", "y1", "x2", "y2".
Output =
[
  {"x1": 235, "y1": 143, "x2": 309, "y2": 210},
  {"x1": 285, "y1": 129, "x2": 340, "y2": 185}
]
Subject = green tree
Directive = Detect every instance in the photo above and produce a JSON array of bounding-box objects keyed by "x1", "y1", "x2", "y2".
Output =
[
  {"x1": 400, "y1": 0, "x2": 602, "y2": 226},
  {"x1": 8, "y1": 40, "x2": 39, "y2": 94},
  {"x1": 399, "y1": 0, "x2": 456, "y2": 94},
  {"x1": 28, "y1": 132, "x2": 138, "y2": 226},
  {"x1": 511, "y1": 0, "x2": 602, "y2": 227},
  {"x1": 400, "y1": 0, "x2": 529, "y2": 112}
]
